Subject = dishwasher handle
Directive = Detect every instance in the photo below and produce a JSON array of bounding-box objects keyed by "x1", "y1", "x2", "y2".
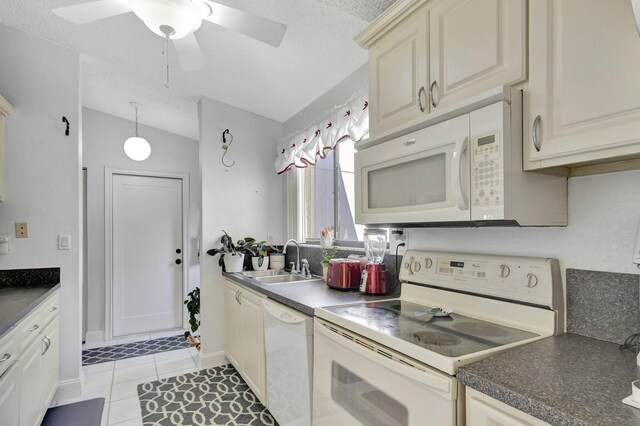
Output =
[{"x1": 263, "y1": 299, "x2": 310, "y2": 324}]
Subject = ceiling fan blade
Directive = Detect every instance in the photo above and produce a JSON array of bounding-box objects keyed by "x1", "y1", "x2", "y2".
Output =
[
  {"x1": 202, "y1": 1, "x2": 287, "y2": 47},
  {"x1": 173, "y1": 32, "x2": 206, "y2": 71},
  {"x1": 52, "y1": 0, "x2": 132, "y2": 25}
]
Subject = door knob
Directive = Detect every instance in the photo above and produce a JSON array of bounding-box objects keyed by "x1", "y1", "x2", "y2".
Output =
[{"x1": 175, "y1": 259, "x2": 182, "y2": 265}]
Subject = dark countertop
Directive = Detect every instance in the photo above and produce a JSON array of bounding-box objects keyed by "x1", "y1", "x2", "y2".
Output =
[
  {"x1": 457, "y1": 333, "x2": 640, "y2": 426},
  {"x1": 222, "y1": 272, "x2": 400, "y2": 316},
  {"x1": 0, "y1": 283, "x2": 60, "y2": 337}
]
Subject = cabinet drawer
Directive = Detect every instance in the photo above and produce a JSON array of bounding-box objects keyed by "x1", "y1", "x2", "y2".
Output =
[
  {"x1": 19, "y1": 308, "x2": 43, "y2": 352},
  {"x1": 0, "y1": 327, "x2": 19, "y2": 378},
  {"x1": 40, "y1": 293, "x2": 60, "y2": 327}
]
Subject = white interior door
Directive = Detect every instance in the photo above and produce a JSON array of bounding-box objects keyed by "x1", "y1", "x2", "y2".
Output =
[{"x1": 112, "y1": 174, "x2": 183, "y2": 337}]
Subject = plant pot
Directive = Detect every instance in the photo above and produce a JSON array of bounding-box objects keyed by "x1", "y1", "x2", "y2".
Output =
[
  {"x1": 269, "y1": 253, "x2": 285, "y2": 270},
  {"x1": 252, "y1": 256, "x2": 269, "y2": 271},
  {"x1": 223, "y1": 253, "x2": 245, "y2": 273},
  {"x1": 322, "y1": 265, "x2": 328, "y2": 282}
]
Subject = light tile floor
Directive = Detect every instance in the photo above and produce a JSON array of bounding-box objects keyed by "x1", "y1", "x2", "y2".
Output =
[{"x1": 54, "y1": 332, "x2": 197, "y2": 426}]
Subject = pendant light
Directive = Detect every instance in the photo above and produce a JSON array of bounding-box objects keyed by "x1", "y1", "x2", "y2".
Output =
[{"x1": 124, "y1": 102, "x2": 151, "y2": 161}]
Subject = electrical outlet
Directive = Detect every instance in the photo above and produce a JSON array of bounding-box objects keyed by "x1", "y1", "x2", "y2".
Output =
[
  {"x1": 15, "y1": 222, "x2": 28, "y2": 238},
  {"x1": 390, "y1": 229, "x2": 408, "y2": 256}
]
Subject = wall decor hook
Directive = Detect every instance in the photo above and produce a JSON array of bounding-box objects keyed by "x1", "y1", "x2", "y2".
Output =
[
  {"x1": 221, "y1": 128, "x2": 235, "y2": 168},
  {"x1": 62, "y1": 116, "x2": 70, "y2": 136}
]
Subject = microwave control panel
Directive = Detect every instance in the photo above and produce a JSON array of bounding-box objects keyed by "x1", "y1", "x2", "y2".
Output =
[{"x1": 472, "y1": 131, "x2": 503, "y2": 209}]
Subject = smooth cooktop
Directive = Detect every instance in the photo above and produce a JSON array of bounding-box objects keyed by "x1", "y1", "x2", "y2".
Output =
[{"x1": 321, "y1": 299, "x2": 539, "y2": 358}]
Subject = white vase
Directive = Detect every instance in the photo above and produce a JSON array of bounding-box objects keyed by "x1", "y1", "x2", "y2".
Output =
[
  {"x1": 269, "y1": 254, "x2": 285, "y2": 270},
  {"x1": 251, "y1": 256, "x2": 269, "y2": 271},
  {"x1": 223, "y1": 253, "x2": 244, "y2": 273}
]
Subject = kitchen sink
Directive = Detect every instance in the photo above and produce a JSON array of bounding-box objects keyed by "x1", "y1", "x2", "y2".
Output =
[
  {"x1": 254, "y1": 274, "x2": 322, "y2": 285},
  {"x1": 242, "y1": 270, "x2": 289, "y2": 278}
]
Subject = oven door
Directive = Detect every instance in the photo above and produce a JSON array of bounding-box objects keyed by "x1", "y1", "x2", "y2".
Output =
[
  {"x1": 312, "y1": 320, "x2": 458, "y2": 426},
  {"x1": 355, "y1": 114, "x2": 470, "y2": 225}
]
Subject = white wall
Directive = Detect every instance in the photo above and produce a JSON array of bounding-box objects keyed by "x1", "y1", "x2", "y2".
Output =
[
  {"x1": 198, "y1": 97, "x2": 284, "y2": 366},
  {"x1": 0, "y1": 25, "x2": 82, "y2": 397},
  {"x1": 82, "y1": 108, "x2": 200, "y2": 343},
  {"x1": 408, "y1": 169, "x2": 640, "y2": 276}
]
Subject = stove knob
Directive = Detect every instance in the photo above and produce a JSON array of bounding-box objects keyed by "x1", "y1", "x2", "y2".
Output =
[
  {"x1": 499, "y1": 264, "x2": 511, "y2": 278},
  {"x1": 403, "y1": 261, "x2": 411, "y2": 270},
  {"x1": 413, "y1": 261, "x2": 422, "y2": 272},
  {"x1": 526, "y1": 273, "x2": 539, "y2": 288},
  {"x1": 424, "y1": 258, "x2": 433, "y2": 269}
]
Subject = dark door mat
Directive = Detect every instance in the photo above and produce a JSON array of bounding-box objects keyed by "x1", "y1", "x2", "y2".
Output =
[
  {"x1": 83, "y1": 334, "x2": 189, "y2": 365},
  {"x1": 138, "y1": 364, "x2": 278, "y2": 425},
  {"x1": 41, "y1": 398, "x2": 105, "y2": 426}
]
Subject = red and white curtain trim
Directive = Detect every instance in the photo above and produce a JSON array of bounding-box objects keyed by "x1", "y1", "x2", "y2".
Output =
[{"x1": 275, "y1": 91, "x2": 369, "y2": 174}]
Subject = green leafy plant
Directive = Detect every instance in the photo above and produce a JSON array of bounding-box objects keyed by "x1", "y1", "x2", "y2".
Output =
[
  {"x1": 251, "y1": 241, "x2": 268, "y2": 267},
  {"x1": 206, "y1": 230, "x2": 257, "y2": 267},
  {"x1": 320, "y1": 246, "x2": 339, "y2": 267},
  {"x1": 183, "y1": 287, "x2": 200, "y2": 350}
]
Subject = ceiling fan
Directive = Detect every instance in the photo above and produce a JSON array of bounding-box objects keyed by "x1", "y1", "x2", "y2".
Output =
[{"x1": 52, "y1": 0, "x2": 287, "y2": 73}]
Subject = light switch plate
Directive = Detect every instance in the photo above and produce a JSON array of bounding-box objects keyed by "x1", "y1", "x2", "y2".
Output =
[
  {"x1": 15, "y1": 222, "x2": 28, "y2": 238},
  {"x1": 0, "y1": 235, "x2": 10, "y2": 254},
  {"x1": 58, "y1": 234, "x2": 70, "y2": 250}
]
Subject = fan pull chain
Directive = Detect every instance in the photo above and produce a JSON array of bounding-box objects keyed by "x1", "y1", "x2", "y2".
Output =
[{"x1": 164, "y1": 34, "x2": 171, "y2": 90}]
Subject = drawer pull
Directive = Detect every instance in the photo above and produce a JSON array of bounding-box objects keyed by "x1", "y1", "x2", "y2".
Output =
[
  {"x1": 0, "y1": 353, "x2": 10, "y2": 363},
  {"x1": 29, "y1": 324, "x2": 40, "y2": 332},
  {"x1": 49, "y1": 306, "x2": 58, "y2": 312},
  {"x1": 404, "y1": 138, "x2": 416, "y2": 146}
]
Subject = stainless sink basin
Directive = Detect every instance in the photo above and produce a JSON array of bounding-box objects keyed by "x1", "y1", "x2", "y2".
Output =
[
  {"x1": 242, "y1": 270, "x2": 289, "y2": 278},
  {"x1": 254, "y1": 274, "x2": 322, "y2": 285}
]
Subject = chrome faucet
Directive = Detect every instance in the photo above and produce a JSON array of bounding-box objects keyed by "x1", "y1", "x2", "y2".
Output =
[{"x1": 283, "y1": 239, "x2": 300, "y2": 273}]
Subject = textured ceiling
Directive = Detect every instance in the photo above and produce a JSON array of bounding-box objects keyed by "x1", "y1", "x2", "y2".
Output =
[{"x1": 0, "y1": 0, "x2": 395, "y2": 139}]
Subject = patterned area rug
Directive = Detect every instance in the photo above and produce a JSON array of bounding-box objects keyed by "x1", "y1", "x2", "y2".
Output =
[
  {"x1": 137, "y1": 364, "x2": 277, "y2": 426},
  {"x1": 82, "y1": 335, "x2": 189, "y2": 365}
]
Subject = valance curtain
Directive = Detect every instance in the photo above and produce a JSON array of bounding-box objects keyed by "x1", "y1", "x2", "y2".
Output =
[{"x1": 274, "y1": 91, "x2": 369, "y2": 174}]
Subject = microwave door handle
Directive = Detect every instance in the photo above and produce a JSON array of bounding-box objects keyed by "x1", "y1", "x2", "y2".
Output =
[{"x1": 452, "y1": 136, "x2": 469, "y2": 210}]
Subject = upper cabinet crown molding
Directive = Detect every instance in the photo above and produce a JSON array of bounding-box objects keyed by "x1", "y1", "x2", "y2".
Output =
[
  {"x1": 0, "y1": 95, "x2": 13, "y2": 117},
  {"x1": 355, "y1": 0, "x2": 433, "y2": 48}
]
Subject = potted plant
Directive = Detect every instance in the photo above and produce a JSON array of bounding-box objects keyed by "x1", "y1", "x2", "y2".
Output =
[
  {"x1": 268, "y1": 245, "x2": 285, "y2": 270},
  {"x1": 251, "y1": 241, "x2": 269, "y2": 271},
  {"x1": 206, "y1": 230, "x2": 256, "y2": 273},
  {"x1": 320, "y1": 246, "x2": 338, "y2": 282},
  {"x1": 183, "y1": 287, "x2": 200, "y2": 351}
]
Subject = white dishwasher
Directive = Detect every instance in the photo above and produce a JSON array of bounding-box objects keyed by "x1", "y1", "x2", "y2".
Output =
[{"x1": 263, "y1": 298, "x2": 313, "y2": 426}]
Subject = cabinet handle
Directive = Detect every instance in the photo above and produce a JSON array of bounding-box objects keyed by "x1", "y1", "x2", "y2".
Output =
[
  {"x1": 49, "y1": 306, "x2": 58, "y2": 312},
  {"x1": 42, "y1": 335, "x2": 51, "y2": 355},
  {"x1": 235, "y1": 290, "x2": 240, "y2": 304},
  {"x1": 532, "y1": 115, "x2": 541, "y2": 152},
  {"x1": 404, "y1": 138, "x2": 416, "y2": 146},
  {"x1": 0, "y1": 353, "x2": 10, "y2": 363},
  {"x1": 29, "y1": 324, "x2": 40, "y2": 332},
  {"x1": 417, "y1": 86, "x2": 426, "y2": 112},
  {"x1": 429, "y1": 81, "x2": 438, "y2": 108},
  {"x1": 237, "y1": 292, "x2": 242, "y2": 305}
]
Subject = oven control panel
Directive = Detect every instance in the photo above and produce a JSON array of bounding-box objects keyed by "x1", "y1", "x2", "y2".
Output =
[{"x1": 399, "y1": 250, "x2": 562, "y2": 311}]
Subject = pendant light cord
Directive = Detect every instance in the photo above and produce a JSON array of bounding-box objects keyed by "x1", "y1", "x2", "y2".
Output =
[{"x1": 134, "y1": 104, "x2": 139, "y2": 137}]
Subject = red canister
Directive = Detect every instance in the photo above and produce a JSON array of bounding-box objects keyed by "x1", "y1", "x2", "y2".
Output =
[{"x1": 326, "y1": 259, "x2": 361, "y2": 291}]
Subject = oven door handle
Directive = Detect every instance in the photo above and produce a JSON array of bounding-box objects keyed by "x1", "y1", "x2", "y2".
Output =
[
  {"x1": 451, "y1": 135, "x2": 468, "y2": 211},
  {"x1": 316, "y1": 320, "x2": 454, "y2": 396}
]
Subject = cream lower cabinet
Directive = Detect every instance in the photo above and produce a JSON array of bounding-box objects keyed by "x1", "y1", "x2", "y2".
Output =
[
  {"x1": 0, "y1": 292, "x2": 59, "y2": 426},
  {"x1": 525, "y1": 0, "x2": 640, "y2": 173},
  {"x1": 224, "y1": 280, "x2": 267, "y2": 405},
  {"x1": 466, "y1": 388, "x2": 550, "y2": 426},
  {"x1": 429, "y1": 0, "x2": 526, "y2": 110}
]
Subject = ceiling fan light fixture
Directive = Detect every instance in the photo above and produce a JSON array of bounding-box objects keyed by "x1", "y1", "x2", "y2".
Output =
[{"x1": 130, "y1": 0, "x2": 202, "y2": 39}]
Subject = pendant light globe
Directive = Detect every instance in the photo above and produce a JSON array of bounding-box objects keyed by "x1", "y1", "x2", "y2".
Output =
[{"x1": 124, "y1": 102, "x2": 151, "y2": 161}]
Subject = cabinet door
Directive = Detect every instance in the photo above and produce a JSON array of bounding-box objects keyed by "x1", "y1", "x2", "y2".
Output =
[
  {"x1": 369, "y1": 6, "x2": 429, "y2": 136},
  {"x1": 239, "y1": 289, "x2": 267, "y2": 406},
  {"x1": 0, "y1": 361, "x2": 20, "y2": 426},
  {"x1": 429, "y1": 0, "x2": 525, "y2": 110},
  {"x1": 19, "y1": 339, "x2": 42, "y2": 426},
  {"x1": 41, "y1": 318, "x2": 59, "y2": 411},
  {"x1": 466, "y1": 388, "x2": 549, "y2": 426},
  {"x1": 223, "y1": 282, "x2": 241, "y2": 369},
  {"x1": 525, "y1": 0, "x2": 640, "y2": 170}
]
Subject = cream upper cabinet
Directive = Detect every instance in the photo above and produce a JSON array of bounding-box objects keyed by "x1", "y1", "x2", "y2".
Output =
[
  {"x1": 0, "y1": 94, "x2": 13, "y2": 202},
  {"x1": 367, "y1": 5, "x2": 430, "y2": 136},
  {"x1": 429, "y1": 0, "x2": 526, "y2": 110},
  {"x1": 525, "y1": 0, "x2": 640, "y2": 172}
]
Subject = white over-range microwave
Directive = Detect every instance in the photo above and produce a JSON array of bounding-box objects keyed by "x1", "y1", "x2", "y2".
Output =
[{"x1": 355, "y1": 87, "x2": 567, "y2": 227}]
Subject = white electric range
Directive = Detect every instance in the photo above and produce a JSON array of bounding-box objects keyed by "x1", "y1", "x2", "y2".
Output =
[{"x1": 312, "y1": 250, "x2": 564, "y2": 426}]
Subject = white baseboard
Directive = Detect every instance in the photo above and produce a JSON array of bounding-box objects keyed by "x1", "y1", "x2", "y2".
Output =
[
  {"x1": 53, "y1": 378, "x2": 82, "y2": 401},
  {"x1": 84, "y1": 330, "x2": 105, "y2": 345},
  {"x1": 198, "y1": 351, "x2": 228, "y2": 369}
]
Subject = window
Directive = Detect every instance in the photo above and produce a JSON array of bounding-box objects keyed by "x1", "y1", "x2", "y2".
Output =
[{"x1": 302, "y1": 138, "x2": 365, "y2": 242}]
